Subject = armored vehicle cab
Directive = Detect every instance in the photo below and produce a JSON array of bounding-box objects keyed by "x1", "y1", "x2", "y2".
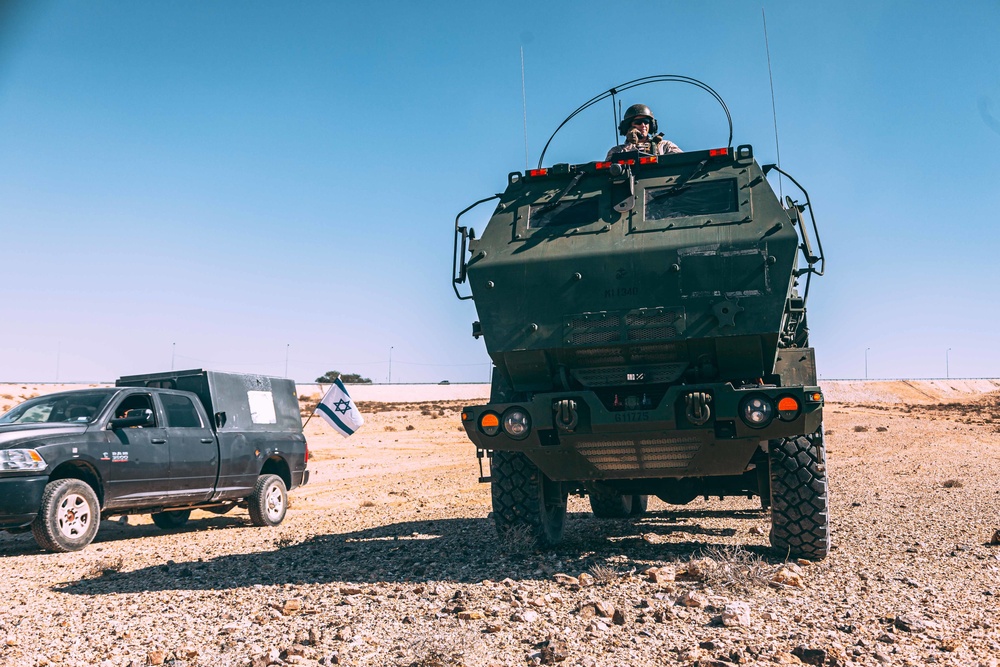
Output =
[{"x1": 452, "y1": 76, "x2": 829, "y2": 559}]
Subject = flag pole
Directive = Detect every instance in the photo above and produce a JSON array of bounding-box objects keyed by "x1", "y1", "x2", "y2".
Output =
[{"x1": 301, "y1": 383, "x2": 324, "y2": 429}]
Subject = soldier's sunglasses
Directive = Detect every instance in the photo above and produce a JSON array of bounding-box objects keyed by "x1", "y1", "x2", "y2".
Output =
[{"x1": 631, "y1": 118, "x2": 651, "y2": 126}]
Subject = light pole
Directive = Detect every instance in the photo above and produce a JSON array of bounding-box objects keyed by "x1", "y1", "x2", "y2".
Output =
[
  {"x1": 284, "y1": 344, "x2": 290, "y2": 378},
  {"x1": 388, "y1": 346, "x2": 394, "y2": 384},
  {"x1": 865, "y1": 347, "x2": 870, "y2": 380},
  {"x1": 171, "y1": 342, "x2": 176, "y2": 370},
  {"x1": 947, "y1": 348, "x2": 951, "y2": 379}
]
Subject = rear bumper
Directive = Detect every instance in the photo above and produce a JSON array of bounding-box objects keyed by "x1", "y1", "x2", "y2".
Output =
[
  {"x1": 461, "y1": 383, "x2": 822, "y2": 482},
  {"x1": 0, "y1": 475, "x2": 47, "y2": 529}
]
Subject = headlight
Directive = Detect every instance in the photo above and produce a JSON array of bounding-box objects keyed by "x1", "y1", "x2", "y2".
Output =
[
  {"x1": 502, "y1": 408, "x2": 531, "y2": 440},
  {"x1": 740, "y1": 396, "x2": 774, "y2": 429},
  {"x1": 479, "y1": 412, "x2": 501, "y2": 436},
  {"x1": 0, "y1": 449, "x2": 47, "y2": 471}
]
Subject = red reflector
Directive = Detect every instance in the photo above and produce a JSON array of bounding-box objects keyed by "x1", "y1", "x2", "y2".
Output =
[
  {"x1": 304, "y1": 445, "x2": 309, "y2": 464},
  {"x1": 616, "y1": 159, "x2": 635, "y2": 166},
  {"x1": 528, "y1": 169, "x2": 547, "y2": 177},
  {"x1": 639, "y1": 156, "x2": 658, "y2": 164},
  {"x1": 595, "y1": 162, "x2": 611, "y2": 170},
  {"x1": 709, "y1": 148, "x2": 729, "y2": 157},
  {"x1": 777, "y1": 397, "x2": 799, "y2": 412}
]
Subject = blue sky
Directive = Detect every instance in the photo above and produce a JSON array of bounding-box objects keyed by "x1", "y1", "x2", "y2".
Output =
[{"x1": 0, "y1": 1, "x2": 998, "y2": 383}]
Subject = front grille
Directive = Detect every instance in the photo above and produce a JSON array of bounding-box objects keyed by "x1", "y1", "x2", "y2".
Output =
[
  {"x1": 575, "y1": 438, "x2": 701, "y2": 472},
  {"x1": 627, "y1": 326, "x2": 679, "y2": 341},
  {"x1": 565, "y1": 308, "x2": 685, "y2": 348},
  {"x1": 571, "y1": 362, "x2": 686, "y2": 387}
]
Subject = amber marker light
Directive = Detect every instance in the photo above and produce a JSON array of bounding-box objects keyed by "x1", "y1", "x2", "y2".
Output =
[
  {"x1": 808, "y1": 392, "x2": 823, "y2": 402},
  {"x1": 777, "y1": 396, "x2": 801, "y2": 421},
  {"x1": 479, "y1": 412, "x2": 501, "y2": 436}
]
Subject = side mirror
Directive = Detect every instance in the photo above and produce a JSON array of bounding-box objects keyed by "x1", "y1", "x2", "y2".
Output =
[{"x1": 109, "y1": 408, "x2": 153, "y2": 429}]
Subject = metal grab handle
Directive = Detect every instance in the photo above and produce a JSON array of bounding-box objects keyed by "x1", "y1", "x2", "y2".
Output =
[{"x1": 452, "y1": 194, "x2": 501, "y2": 301}]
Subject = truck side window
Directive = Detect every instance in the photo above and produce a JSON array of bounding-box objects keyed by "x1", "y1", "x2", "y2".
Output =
[
  {"x1": 115, "y1": 394, "x2": 156, "y2": 426},
  {"x1": 161, "y1": 394, "x2": 203, "y2": 428}
]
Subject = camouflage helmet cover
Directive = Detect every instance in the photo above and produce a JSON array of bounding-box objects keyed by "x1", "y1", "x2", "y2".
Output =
[{"x1": 618, "y1": 103, "x2": 658, "y2": 136}]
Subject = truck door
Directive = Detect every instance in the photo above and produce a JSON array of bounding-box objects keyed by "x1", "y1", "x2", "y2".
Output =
[
  {"x1": 104, "y1": 392, "x2": 173, "y2": 509},
  {"x1": 157, "y1": 392, "x2": 218, "y2": 504}
]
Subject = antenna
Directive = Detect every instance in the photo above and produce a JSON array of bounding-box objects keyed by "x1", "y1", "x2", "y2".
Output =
[
  {"x1": 762, "y1": 8, "x2": 783, "y2": 199},
  {"x1": 520, "y1": 46, "x2": 529, "y2": 171}
]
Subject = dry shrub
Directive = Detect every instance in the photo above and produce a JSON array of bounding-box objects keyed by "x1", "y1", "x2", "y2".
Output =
[
  {"x1": 405, "y1": 425, "x2": 415, "y2": 431},
  {"x1": 0, "y1": 394, "x2": 12, "y2": 400},
  {"x1": 497, "y1": 523, "x2": 536, "y2": 554},
  {"x1": 701, "y1": 545, "x2": 770, "y2": 594},
  {"x1": 942, "y1": 479, "x2": 963, "y2": 488},
  {"x1": 360, "y1": 500, "x2": 376, "y2": 508},
  {"x1": 384, "y1": 426, "x2": 397, "y2": 432},
  {"x1": 853, "y1": 425, "x2": 869, "y2": 432},
  {"x1": 587, "y1": 564, "x2": 619, "y2": 583},
  {"x1": 86, "y1": 555, "x2": 125, "y2": 579},
  {"x1": 876, "y1": 426, "x2": 889, "y2": 432}
]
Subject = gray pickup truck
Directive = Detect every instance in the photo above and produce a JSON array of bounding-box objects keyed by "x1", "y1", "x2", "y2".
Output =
[{"x1": 0, "y1": 369, "x2": 309, "y2": 552}]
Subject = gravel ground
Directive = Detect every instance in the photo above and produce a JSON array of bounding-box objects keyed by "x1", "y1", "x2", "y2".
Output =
[{"x1": 1, "y1": 386, "x2": 999, "y2": 667}]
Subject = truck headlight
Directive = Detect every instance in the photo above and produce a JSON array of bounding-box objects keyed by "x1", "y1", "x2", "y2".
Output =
[
  {"x1": 502, "y1": 408, "x2": 531, "y2": 440},
  {"x1": 740, "y1": 396, "x2": 774, "y2": 429},
  {"x1": 0, "y1": 449, "x2": 47, "y2": 471}
]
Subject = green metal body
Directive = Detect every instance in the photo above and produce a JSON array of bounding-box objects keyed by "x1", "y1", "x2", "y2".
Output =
[{"x1": 457, "y1": 145, "x2": 822, "y2": 491}]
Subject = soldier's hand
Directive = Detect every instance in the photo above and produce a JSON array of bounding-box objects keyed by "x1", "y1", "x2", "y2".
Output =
[{"x1": 626, "y1": 128, "x2": 641, "y2": 145}]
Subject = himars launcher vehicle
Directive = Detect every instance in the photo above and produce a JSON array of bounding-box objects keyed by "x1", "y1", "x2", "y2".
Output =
[{"x1": 452, "y1": 76, "x2": 830, "y2": 559}]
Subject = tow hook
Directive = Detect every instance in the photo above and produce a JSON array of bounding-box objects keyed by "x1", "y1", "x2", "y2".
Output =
[
  {"x1": 553, "y1": 399, "x2": 579, "y2": 432},
  {"x1": 684, "y1": 391, "x2": 712, "y2": 426}
]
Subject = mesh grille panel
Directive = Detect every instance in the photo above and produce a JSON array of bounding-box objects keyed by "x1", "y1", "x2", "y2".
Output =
[
  {"x1": 575, "y1": 439, "x2": 701, "y2": 472},
  {"x1": 569, "y1": 330, "x2": 619, "y2": 345},
  {"x1": 626, "y1": 312, "x2": 678, "y2": 326}
]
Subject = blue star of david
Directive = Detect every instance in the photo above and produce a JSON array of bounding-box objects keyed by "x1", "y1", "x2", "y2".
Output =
[{"x1": 333, "y1": 399, "x2": 352, "y2": 415}]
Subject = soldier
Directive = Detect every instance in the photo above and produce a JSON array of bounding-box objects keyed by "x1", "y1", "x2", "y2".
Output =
[{"x1": 606, "y1": 104, "x2": 682, "y2": 160}]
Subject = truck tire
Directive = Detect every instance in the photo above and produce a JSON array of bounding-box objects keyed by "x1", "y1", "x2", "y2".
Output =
[
  {"x1": 31, "y1": 479, "x2": 101, "y2": 553},
  {"x1": 491, "y1": 450, "x2": 566, "y2": 547},
  {"x1": 248, "y1": 474, "x2": 288, "y2": 527},
  {"x1": 769, "y1": 428, "x2": 830, "y2": 560},
  {"x1": 588, "y1": 485, "x2": 647, "y2": 518},
  {"x1": 151, "y1": 510, "x2": 191, "y2": 530}
]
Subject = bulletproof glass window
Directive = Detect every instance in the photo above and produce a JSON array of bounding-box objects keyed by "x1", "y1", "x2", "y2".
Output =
[
  {"x1": 115, "y1": 394, "x2": 157, "y2": 425},
  {"x1": 527, "y1": 198, "x2": 600, "y2": 229},
  {"x1": 645, "y1": 178, "x2": 739, "y2": 220},
  {"x1": 160, "y1": 394, "x2": 203, "y2": 428}
]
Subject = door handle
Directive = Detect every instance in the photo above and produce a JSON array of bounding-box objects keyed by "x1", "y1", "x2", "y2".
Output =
[
  {"x1": 200, "y1": 438, "x2": 214, "y2": 443},
  {"x1": 150, "y1": 438, "x2": 167, "y2": 444}
]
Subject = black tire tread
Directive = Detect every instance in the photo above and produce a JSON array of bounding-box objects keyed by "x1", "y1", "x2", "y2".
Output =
[
  {"x1": 151, "y1": 509, "x2": 191, "y2": 530},
  {"x1": 769, "y1": 429, "x2": 830, "y2": 560},
  {"x1": 588, "y1": 485, "x2": 632, "y2": 518},
  {"x1": 247, "y1": 474, "x2": 288, "y2": 527},
  {"x1": 491, "y1": 450, "x2": 565, "y2": 547}
]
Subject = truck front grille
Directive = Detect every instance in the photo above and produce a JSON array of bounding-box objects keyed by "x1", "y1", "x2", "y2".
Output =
[{"x1": 575, "y1": 438, "x2": 701, "y2": 472}]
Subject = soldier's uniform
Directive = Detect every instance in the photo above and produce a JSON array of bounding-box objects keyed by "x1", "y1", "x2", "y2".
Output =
[
  {"x1": 605, "y1": 134, "x2": 682, "y2": 160},
  {"x1": 606, "y1": 103, "x2": 682, "y2": 160}
]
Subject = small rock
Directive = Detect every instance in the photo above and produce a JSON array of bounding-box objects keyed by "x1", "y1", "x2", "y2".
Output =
[
  {"x1": 334, "y1": 626, "x2": 353, "y2": 641},
  {"x1": 643, "y1": 565, "x2": 675, "y2": 584},
  {"x1": 539, "y1": 637, "x2": 568, "y2": 664},
  {"x1": 594, "y1": 600, "x2": 615, "y2": 618},
  {"x1": 458, "y1": 611, "x2": 484, "y2": 620},
  {"x1": 792, "y1": 645, "x2": 826, "y2": 666},
  {"x1": 677, "y1": 591, "x2": 707, "y2": 608},
  {"x1": 484, "y1": 623, "x2": 503, "y2": 634},
  {"x1": 771, "y1": 652, "x2": 803, "y2": 664},
  {"x1": 939, "y1": 637, "x2": 960, "y2": 652},
  {"x1": 894, "y1": 614, "x2": 926, "y2": 632},
  {"x1": 611, "y1": 609, "x2": 626, "y2": 625},
  {"x1": 577, "y1": 572, "x2": 595, "y2": 587},
  {"x1": 990, "y1": 529, "x2": 1000, "y2": 546},
  {"x1": 553, "y1": 573, "x2": 579, "y2": 587},
  {"x1": 721, "y1": 602, "x2": 751, "y2": 627},
  {"x1": 516, "y1": 610, "x2": 540, "y2": 623},
  {"x1": 147, "y1": 650, "x2": 167, "y2": 666},
  {"x1": 749, "y1": 526, "x2": 766, "y2": 536},
  {"x1": 683, "y1": 557, "x2": 717, "y2": 580},
  {"x1": 771, "y1": 567, "x2": 805, "y2": 589},
  {"x1": 339, "y1": 586, "x2": 362, "y2": 596},
  {"x1": 282, "y1": 599, "x2": 303, "y2": 615}
]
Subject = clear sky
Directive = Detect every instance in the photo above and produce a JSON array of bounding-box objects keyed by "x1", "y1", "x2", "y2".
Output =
[{"x1": 1, "y1": 1, "x2": 998, "y2": 383}]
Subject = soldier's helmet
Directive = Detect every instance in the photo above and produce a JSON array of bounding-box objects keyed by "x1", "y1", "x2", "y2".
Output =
[{"x1": 618, "y1": 103, "x2": 658, "y2": 136}]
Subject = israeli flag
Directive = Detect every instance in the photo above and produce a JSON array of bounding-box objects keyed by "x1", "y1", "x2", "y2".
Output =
[{"x1": 316, "y1": 378, "x2": 365, "y2": 437}]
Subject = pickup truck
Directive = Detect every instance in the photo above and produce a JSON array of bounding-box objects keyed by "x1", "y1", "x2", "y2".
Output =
[{"x1": 0, "y1": 369, "x2": 309, "y2": 552}]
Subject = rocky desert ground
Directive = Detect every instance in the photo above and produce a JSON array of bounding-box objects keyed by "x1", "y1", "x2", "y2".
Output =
[{"x1": 1, "y1": 380, "x2": 999, "y2": 667}]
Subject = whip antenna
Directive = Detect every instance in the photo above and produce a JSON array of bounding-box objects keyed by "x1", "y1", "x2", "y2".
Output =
[
  {"x1": 520, "y1": 46, "x2": 529, "y2": 171},
  {"x1": 762, "y1": 8, "x2": 783, "y2": 199}
]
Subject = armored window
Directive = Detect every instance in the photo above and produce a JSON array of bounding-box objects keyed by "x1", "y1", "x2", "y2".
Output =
[
  {"x1": 161, "y1": 394, "x2": 203, "y2": 428},
  {"x1": 115, "y1": 394, "x2": 157, "y2": 425},
  {"x1": 527, "y1": 197, "x2": 600, "y2": 229},
  {"x1": 645, "y1": 178, "x2": 738, "y2": 220}
]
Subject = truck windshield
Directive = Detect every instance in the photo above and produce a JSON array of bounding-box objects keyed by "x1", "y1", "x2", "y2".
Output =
[{"x1": 0, "y1": 390, "x2": 117, "y2": 425}]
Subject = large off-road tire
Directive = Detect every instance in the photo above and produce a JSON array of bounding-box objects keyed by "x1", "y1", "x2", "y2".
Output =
[
  {"x1": 248, "y1": 474, "x2": 288, "y2": 527},
  {"x1": 151, "y1": 509, "x2": 191, "y2": 530},
  {"x1": 31, "y1": 479, "x2": 101, "y2": 553},
  {"x1": 769, "y1": 428, "x2": 830, "y2": 560},
  {"x1": 588, "y1": 485, "x2": 648, "y2": 518},
  {"x1": 491, "y1": 450, "x2": 567, "y2": 547}
]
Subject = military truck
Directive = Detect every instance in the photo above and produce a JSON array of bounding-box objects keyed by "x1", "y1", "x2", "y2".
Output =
[
  {"x1": 452, "y1": 76, "x2": 829, "y2": 559},
  {"x1": 0, "y1": 369, "x2": 308, "y2": 552}
]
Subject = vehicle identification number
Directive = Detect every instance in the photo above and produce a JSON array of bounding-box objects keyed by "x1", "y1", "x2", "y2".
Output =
[
  {"x1": 605, "y1": 287, "x2": 639, "y2": 298},
  {"x1": 614, "y1": 411, "x2": 650, "y2": 423}
]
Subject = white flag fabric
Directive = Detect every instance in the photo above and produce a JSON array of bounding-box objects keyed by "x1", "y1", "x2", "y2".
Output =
[{"x1": 316, "y1": 378, "x2": 365, "y2": 437}]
